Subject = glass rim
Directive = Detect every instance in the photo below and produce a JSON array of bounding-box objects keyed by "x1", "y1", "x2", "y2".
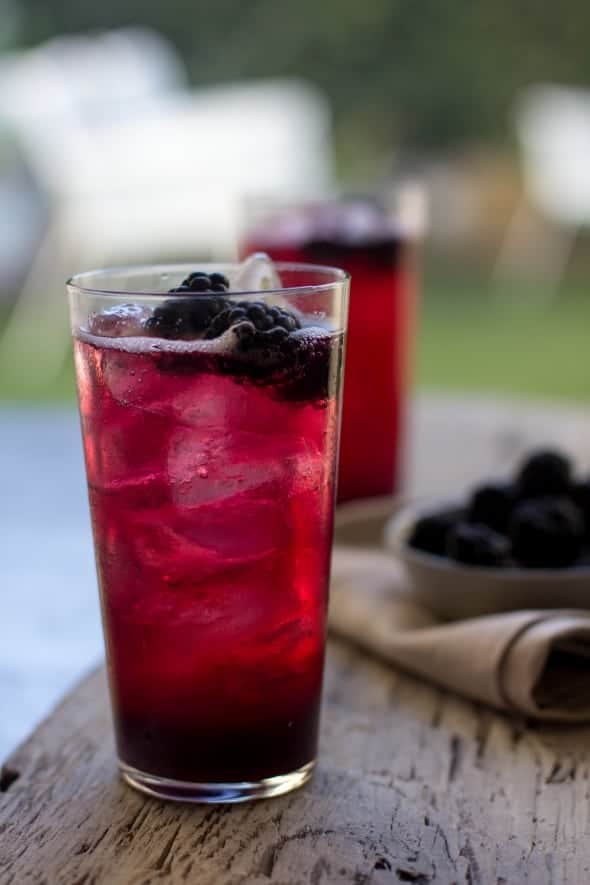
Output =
[
  {"x1": 67, "y1": 261, "x2": 350, "y2": 301},
  {"x1": 242, "y1": 185, "x2": 427, "y2": 239}
]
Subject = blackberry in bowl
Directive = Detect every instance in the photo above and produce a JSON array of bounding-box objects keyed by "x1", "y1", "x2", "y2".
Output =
[
  {"x1": 516, "y1": 449, "x2": 572, "y2": 499},
  {"x1": 509, "y1": 498, "x2": 584, "y2": 568},
  {"x1": 385, "y1": 448, "x2": 590, "y2": 620},
  {"x1": 445, "y1": 522, "x2": 511, "y2": 568}
]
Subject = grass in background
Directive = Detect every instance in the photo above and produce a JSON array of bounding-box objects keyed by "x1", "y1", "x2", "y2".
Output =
[
  {"x1": 0, "y1": 361, "x2": 76, "y2": 402},
  {"x1": 416, "y1": 277, "x2": 590, "y2": 402},
  {"x1": 1, "y1": 277, "x2": 590, "y2": 403},
  {"x1": 0, "y1": 305, "x2": 76, "y2": 401}
]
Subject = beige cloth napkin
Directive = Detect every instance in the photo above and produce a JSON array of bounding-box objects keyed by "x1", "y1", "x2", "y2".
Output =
[{"x1": 329, "y1": 546, "x2": 590, "y2": 721}]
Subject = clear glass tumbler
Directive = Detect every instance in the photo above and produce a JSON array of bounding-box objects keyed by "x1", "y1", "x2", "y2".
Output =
[
  {"x1": 67, "y1": 262, "x2": 348, "y2": 803},
  {"x1": 241, "y1": 195, "x2": 421, "y2": 502}
]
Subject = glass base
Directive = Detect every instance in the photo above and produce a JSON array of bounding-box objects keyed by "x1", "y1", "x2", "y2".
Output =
[{"x1": 119, "y1": 759, "x2": 316, "y2": 804}]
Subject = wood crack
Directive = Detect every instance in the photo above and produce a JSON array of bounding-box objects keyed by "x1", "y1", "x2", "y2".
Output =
[
  {"x1": 429, "y1": 693, "x2": 443, "y2": 729},
  {"x1": 310, "y1": 856, "x2": 331, "y2": 883},
  {"x1": 126, "y1": 804, "x2": 149, "y2": 831},
  {"x1": 459, "y1": 838, "x2": 482, "y2": 885},
  {"x1": 259, "y1": 844, "x2": 278, "y2": 878},
  {"x1": 433, "y1": 824, "x2": 454, "y2": 868},
  {"x1": 153, "y1": 824, "x2": 182, "y2": 872},
  {"x1": 252, "y1": 828, "x2": 336, "y2": 879},
  {"x1": 474, "y1": 711, "x2": 492, "y2": 766},
  {"x1": 448, "y1": 735, "x2": 463, "y2": 784},
  {"x1": 91, "y1": 827, "x2": 110, "y2": 852},
  {"x1": 395, "y1": 867, "x2": 432, "y2": 882},
  {"x1": 190, "y1": 807, "x2": 224, "y2": 849},
  {"x1": 546, "y1": 760, "x2": 577, "y2": 784}
]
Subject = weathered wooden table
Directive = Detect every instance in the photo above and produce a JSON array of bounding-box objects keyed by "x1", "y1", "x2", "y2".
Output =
[{"x1": 3, "y1": 395, "x2": 590, "y2": 885}]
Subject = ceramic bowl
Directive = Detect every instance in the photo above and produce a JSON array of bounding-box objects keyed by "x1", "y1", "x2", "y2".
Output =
[{"x1": 384, "y1": 499, "x2": 590, "y2": 620}]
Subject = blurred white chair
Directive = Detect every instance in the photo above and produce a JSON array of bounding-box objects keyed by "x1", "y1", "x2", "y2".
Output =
[
  {"x1": 0, "y1": 26, "x2": 186, "y2": 123},
  {"x1": 0, "y1": 29, "x2": 335, "y2": 388},
  {"x1": 495, "y1": 85, "x2": 590, "y2": 294}
]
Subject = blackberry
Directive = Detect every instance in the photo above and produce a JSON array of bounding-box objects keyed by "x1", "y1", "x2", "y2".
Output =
[
  {"x1": 145, "y1": 295, "x2": 227, "y2": 340},
  {"x1": 183, "y1": 271, "x2": 229, "y2": 293},
  {"x1": 143, "y1": 267, "x2": 332, "y2": 401},
  {"x1": 516, "y1": 450, "x2": 572, "y2": 499},
  {"x1": 446, "y1": 522, "x2": 510, "y2": 567},
  {"x1": 278, "y1": 329, "x2": 340, "y2": 401},
  {"x1": 467, "y1": 483, "x2": 516, "y2": 533},
  {"x1": 145, "y1": 262, "x2": 301, "y2": 348},
  {"x1": 203, "y1": 299, "x2": 301, "y2": 341},
  {"x1": 572, "y1": 479, "x2": 590, "y2": 536},
  {"x1": 230, "y1": 322, "x2": 289, "y2": 356},
  {"x1": 144, "y1": 303, "x2": 188, "y2": 339},
  {"x1": 144, "y1": 270, "x2": 232, "y2": 339},
  {"x1": 408, "y1": 508, "x2": 463, "y2": 557},
  {"x1": 509, "y1": 497, "x2": 584, "y2": 568},
  {"x1": 241, "y1": 301, "x2": 301, "y2": 332}
]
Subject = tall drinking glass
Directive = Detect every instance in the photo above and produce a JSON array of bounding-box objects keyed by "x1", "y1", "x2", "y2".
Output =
[
  {"x1": 67, "y1": 262, "x2": 348, "y2": 803},
  {"x1": 242, "y1": 197, "x2": 419, "y2": 502}
]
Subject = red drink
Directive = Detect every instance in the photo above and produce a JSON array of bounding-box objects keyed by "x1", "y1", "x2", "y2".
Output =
[
  {"x1": 69, "y1": 262, "x2": 347, "y2": 802},
  {"x1": 243, "y1": 201, "x2": 414, "y2": 502}
]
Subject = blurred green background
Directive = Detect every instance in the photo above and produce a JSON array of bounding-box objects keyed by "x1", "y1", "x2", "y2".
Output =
[
  {"x1": 12, "y1": 1, "x2": 590, "y2": 162},
  {"x1": 3, "y1": 0, "x2": 590, "y2": 403}
]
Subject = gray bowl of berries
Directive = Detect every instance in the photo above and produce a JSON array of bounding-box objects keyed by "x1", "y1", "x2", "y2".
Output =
[{"x1": 386, "y1": 450, "x2": 590, "y2": 620}]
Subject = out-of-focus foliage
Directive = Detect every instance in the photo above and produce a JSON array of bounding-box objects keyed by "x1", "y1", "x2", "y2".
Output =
[
  {"x1": 6, "y1": 0, "x2": 590, "y2": 404},
  {"x1": 0, "y1": 0, "x2": 24, "y2": 49},
  {"x1": 12, "y1": 0, "x2": 590, "y2": 165}
]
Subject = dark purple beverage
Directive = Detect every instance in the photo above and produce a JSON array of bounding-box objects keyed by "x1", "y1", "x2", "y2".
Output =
[{"x1": 69, "y1": 260, "x2": 348, "y2": 802}]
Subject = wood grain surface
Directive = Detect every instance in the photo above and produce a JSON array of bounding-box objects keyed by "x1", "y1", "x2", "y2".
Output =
[
  {"x1": 3, "y1": 644, "x2": 590, "y2": 884},
  {"x1": 4, "y1": 394, "x2": 590, "y2": 884}
]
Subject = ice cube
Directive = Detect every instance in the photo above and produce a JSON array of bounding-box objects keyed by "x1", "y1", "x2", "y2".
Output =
[
  {"x1": 167, "y1": 427, "x2": 278, "y2": 508},
  {"x1": 102, "y1": 349, "x2": 234, "y2": 425},
  {"x1": 167, "y1": 424, "x2": 321, "y2": 511},
  {"x1": 229, "y1": 252, "x2": 282, "y2": 292},
  {"x1": 173, "y1": 489, "x2": 290, "y2": 561},
  {"x1": 88, "y1": 303, "x2": 150, "y2": 338}
]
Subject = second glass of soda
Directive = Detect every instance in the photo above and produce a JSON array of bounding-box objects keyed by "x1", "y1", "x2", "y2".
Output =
[{"x1": 242, "y1": 196, "x2": 419, "y2": 502}]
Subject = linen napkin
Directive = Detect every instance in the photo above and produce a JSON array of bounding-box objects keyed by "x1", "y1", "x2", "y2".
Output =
[{"x1": 330, "y1": 513, "x2": 590, "y2": 721}]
